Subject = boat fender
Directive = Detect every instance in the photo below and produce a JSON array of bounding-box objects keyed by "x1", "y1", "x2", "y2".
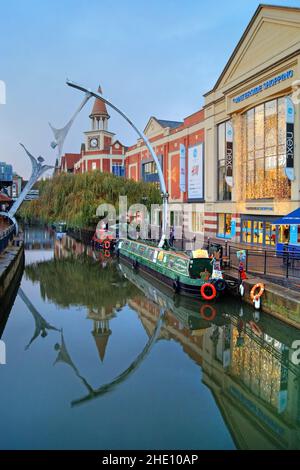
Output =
[
  {"x1": 253, "y1": 310, "x2": 260, "y2": 322},
  {"x1": 239, "y1": 282, "x2": 245, "y2": 297},
  {"x1": 200, "y1": 304, "x2": 217, "y2": 321},
  {"x1": 173, "y1": 278, "x2": 180, "y2": 293},
  {"x1": 254, "y1": 296, "x2": 261, "y2": 310},
  {"x1": 132, "y1": 259, "x2": 139, "y2": 271},
  {"x1": 200, "y1": 283, "x2": 217, "y2": 301},
  {"x1": 214, "y1": 278, "x2": 226, "y2": 293}
]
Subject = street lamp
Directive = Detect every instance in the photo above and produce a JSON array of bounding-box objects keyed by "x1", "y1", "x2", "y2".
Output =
[{"x1": 66, "y1": 80, "x2": 169, "y2": 249}]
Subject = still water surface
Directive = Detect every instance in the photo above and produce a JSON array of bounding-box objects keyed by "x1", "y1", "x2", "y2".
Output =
[{"x1": 0, "y1": 227, "x2": 300, "y2": 450}]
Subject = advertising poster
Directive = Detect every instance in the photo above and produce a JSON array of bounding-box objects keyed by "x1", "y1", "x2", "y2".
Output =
[
  {"x1": 285, "y1": 96, "x2": 295, "y2": 181},
  {"x1": 188, "y1": 143, "x2": 203, "y2": 200},
  {"x1": 179, "y1": 144, "x2": 186, "y2": 192}
]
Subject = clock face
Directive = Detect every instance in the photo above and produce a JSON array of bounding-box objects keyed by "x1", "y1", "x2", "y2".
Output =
[{"x1": 90, "y1": 138, "x2": 98, "y2": 148}]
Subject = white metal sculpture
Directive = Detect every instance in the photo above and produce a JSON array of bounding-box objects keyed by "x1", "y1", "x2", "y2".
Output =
[
  {"x1": 65, "y1": 80, "x2": 169, "y2": 248},
  {"x1": 0, "y1": 144, "x2": 53, "y2": 233},
  {"x1": 49, "y1": 90, "x2": 92, "y2": 160}
]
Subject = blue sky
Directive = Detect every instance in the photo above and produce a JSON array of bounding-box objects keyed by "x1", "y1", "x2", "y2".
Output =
[{"x1": 1, "y1": 0, "x2": 300, "y2": 178}]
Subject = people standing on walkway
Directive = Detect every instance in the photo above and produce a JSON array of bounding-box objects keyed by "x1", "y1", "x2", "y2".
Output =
[{"x1": 169, "y1": 225, "x2": 175, "y2": 247}]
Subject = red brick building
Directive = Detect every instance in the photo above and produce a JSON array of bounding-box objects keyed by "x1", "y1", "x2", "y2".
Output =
[
  {"x1": 59, "y1": 153, "x2": 81, "y2": 174},
  {"x1": 74, "y1": 88, "x2": 126, "y2": 175},
  {"x1": 125, "y1": 110, "x2": 205, "y2": 238}
]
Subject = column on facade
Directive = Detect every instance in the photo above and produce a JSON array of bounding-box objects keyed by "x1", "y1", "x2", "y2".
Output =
[
  {"x1": 204, "y1": 114, "x2": 217, "y2": 203},
  {"x1": 231, "y1": 113, "x2": 243, "y2": 241},
  {"x1": 291, "y1": 80, "x2": 300, "y2": 201}
]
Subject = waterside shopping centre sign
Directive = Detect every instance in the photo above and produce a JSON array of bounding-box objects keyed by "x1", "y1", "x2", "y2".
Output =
[{"x1": 233, "y1": 70, "x2": 294, "y2": 104}]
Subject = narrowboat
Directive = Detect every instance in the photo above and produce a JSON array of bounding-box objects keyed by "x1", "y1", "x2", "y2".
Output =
[
  {"x1": 118, "y1": 260, "x2": 228, "y2": 328},
  {"x1": 117, "y1": 239, "x2": 228, "y2": 300},
  {"x1": 54, "y1": 221, "x2": 67, "y2": 240}
]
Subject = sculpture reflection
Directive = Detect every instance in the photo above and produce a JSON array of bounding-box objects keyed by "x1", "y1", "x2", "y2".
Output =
[
  {"x1": 22, "y1": 234, "x2": 300, "y2": 449},
  {"x1": 18, "y1": 288, "x2": 60, "y2": 350}
]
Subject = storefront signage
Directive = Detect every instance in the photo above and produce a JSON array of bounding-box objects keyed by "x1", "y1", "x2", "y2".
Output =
[
  {"x1": 285, "y1": 96, "x2": 295, "y2": 181},
  {"x1": 290, "y1": 225, "x2": 298, "y2": 244},
  {"x1": 225, "y1": 121, "x2": 233, "y2": 187},
  {"x1": 233, "y1": 70, "x2": 294, "y2": 104},
  {"x1": 245, "y1": 206, "x2": 273, "y2": 211},
  {"x1": 188, "y1": 143, "x2": 204, "y2": 200},
  {"x1": 229, "y1": 386, "x2": 285, "y2": 437},
  {"x1": 179, "y1": 144, "x2": 186, "y2": 192}
]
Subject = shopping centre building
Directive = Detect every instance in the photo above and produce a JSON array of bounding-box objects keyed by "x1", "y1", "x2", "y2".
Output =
[
  {"x1": 126, "y1": 4, "x2": 300, "y2": 247},
  {"x1": 203, "y1": 3, "x2": 300, "y2": 247}
]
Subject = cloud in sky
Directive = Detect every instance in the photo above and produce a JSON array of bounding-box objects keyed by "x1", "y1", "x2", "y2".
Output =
[{"x1": 1, "y1": 0, "x2": 299, "y2": 178}]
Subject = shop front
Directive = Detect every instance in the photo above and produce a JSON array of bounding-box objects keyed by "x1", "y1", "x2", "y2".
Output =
[
  {"x1": 241, "y1": 215, "x2": 279, "y2": 247},
  {"x1": 203, "y1": 5, "x2": 300, "y2": 246},
  {"x1": 274, "y1": 207, "x2": 300, "y2": 256}
]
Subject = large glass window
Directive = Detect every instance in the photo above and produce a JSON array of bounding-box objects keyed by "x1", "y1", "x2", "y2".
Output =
[
  {"x1": 241, "y1": 217, "x2": 278, "y2": 245},
  {"x1": 112, "y1": 163, "x2": 125, "y2": 177},
  {"x1": 217, "y1": 122, "x2": 232, "y2": 201},
  {"x1": 192, "y1": 211, "x2": 202, "y2": 233},
  {"x1": 242, "y1": 97, "x2": 291, "y2": 200},
  {"x1": 217, "y1": 213, "x2": 232, "y2": 238}
]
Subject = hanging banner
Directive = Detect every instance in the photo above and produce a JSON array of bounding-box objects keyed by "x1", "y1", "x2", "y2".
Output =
[
  {"x1": 179, "y1": 144, "x2": 186, "y2": 192},
  {"x1": 188, "y1": 143, "x2": 204, "y2": 200},
  {"x1": 225, "y1": 121, "x2": 233, "y2": 187},
  {"x1": 285, "y1": 97, "x2": 295, "y2": 181}
]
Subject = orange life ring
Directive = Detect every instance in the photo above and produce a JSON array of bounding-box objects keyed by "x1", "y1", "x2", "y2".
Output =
[
  {"x1": 104, "y1": 240, "x2": 111, "y2": 250},
  {"x1": 104, "y1": 250, "x2": 110, "y2": 258},
  {"x1": 200, "y1": 304, "x2": 217, "y2": 321},
  {"x1": 249, "y1": 320, "x2": 262, "y2": 336},
  {"x1": 250, "y1": 283, "x2": 264, "y2": 301},
  {"x1": 200, "y1": 283, "x2": 217, "y2": 301}
]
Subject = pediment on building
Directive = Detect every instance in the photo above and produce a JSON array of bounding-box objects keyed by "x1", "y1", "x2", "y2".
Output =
[
  {"x1": 211, "y1": 5, "x2": 300, "y2": 93},
  {"x1": 143, "y1": 117, "x2": 164, "y2": 138}
]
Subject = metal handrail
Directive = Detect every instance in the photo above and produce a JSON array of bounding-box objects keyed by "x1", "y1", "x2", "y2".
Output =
[
  {"x1": 0, "y1": 224, "x2": 16, "y2": 254},
  {"x1": 0, "y1": 224, "x2": 15, "y2": 240}
]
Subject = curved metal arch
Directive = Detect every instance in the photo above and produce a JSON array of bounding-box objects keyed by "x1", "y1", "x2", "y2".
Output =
[
  {"x1": 66, "y1": 80, "x2": 169, "y2": 248},
  {"x1": 70, "y1": 307, "x2": 165, "y2": 407},
  {"x1": 0, "y1": 212, "x2": 18, "y2": 233}
]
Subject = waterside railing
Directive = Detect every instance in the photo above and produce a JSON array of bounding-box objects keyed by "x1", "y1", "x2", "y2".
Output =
[{"x1": 0, "y1": 225, "x2": 16, "y2": 255}]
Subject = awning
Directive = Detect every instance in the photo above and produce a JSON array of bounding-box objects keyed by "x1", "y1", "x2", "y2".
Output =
[
  {"x1": 0, "y1": 192, "x2": 11, "y2": 203},
  {"x1": 274, "y1": 208, "x2": 300, "y2": 225}
]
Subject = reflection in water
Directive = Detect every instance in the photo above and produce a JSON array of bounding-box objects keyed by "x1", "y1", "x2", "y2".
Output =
[
  {"x1": 0, "y1": 252, "x2": 24, "y2": 338},
  {"x1": 54, "y1": 331, "x2": 95, "y2": 396},
  {"x1": 1, "y1": 228, "x2": 300, "y2": 450},
  {"x1": 71, "y1": 307, "x2": 165, "y2": 407},
  {"x1": 23, "y1": 225, "x2": 54, "y2": 250},
  {"x1": 25, "y1": 236, "x2": 166, "y2": 407},
  {"x1": 18, "y1": 288, "x2": 60, "y2": 350}
]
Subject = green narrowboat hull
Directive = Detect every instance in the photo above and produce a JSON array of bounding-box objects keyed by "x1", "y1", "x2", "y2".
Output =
[
  {"x1": 118, "y1": 261, "x2": 225, "y2": 329},
  {"x1": 117, "y1": 239, "x2": 213, "y2": 298}
]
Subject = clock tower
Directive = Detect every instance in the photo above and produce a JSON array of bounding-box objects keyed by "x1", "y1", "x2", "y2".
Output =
[
  {"x1": 84, "y1": 86, "x2": 115, "y2": 151},
  {"x1": 70, "y1": 84, "x2": 126, "y2": 174}
]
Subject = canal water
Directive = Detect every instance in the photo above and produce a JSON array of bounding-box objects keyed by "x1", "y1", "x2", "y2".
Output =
[{"x1": 0, "y1": 226, "x2": 300, "y2": 450}]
